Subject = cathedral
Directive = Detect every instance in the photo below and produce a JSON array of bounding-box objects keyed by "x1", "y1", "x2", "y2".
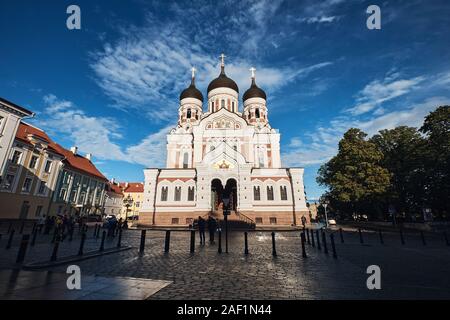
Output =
[{"x1": 140, "y1": 55, "x2": 309, "y2": 227}]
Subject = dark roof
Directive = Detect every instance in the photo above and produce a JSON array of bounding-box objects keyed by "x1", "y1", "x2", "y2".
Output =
[
  {"x1": 243, "y1": 79, "x2": 266, "y2": 101},
  {"x1": 0, "y1": 97, "x2": 34, "y2": 116},
  {"x1": 180, "y1": 79, "x2": 204, "y2": 102},
  {"x1": 207, "y1": 66, "x2": 239, "y2": 93}
]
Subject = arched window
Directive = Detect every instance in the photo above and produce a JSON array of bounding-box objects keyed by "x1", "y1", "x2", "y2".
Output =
[
  {"x1": 255, "y1": 108, "x2": 260, "y2": 118},
  {"x1": 183, "y1": 153, "x2": 189, "y2": 169},
  {"x1": 221, "y1": 99, "x2": 225, "y2": 108},
  {"x1": 253, "y1": 186, "x2": 261, "y2": 201},
  {"x1": 232, "y1": 101, "x2": 235, "y2": 112},
  {"x1": 280, "y1": 186, "x2": 288, "y2": 200},
  {"x1": 267, "y1": 186, "x2": 274, "y2": 201},
  {"x1": 186, "y1": 108, "x2": 191, "y2": 119},
  {"x1": 211, "y1": 101, "x2": 215, "y2": 112},
  {"x1": 174, "y1": 187, "x2": 181, "y2": 201},
  {"x1": 161, "y1": 186, "x2": 168, "y2": 201},
  {"x1": 188, "y1": 186, "x2": 195, "y2": 201}
]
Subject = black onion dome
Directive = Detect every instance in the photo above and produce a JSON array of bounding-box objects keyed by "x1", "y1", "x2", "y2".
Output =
[
  {"x1": 243, "y1": 78, "x2": 266, "y2": 101},
  {"x1": 180, "y1": 79, "x2": 203, "y2": 102},
  {"x1": 207, "y1": 66, "x2": 239, "y2": 93}
]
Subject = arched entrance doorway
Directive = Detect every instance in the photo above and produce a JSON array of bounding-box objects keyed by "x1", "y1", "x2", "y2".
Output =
[{"x1": 210, "y1": 178, "x2": 237, "y2": 213}]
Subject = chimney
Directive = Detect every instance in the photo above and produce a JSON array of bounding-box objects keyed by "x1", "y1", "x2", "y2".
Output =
[
  {"x1": 86, "y1": 153, "x2": 92, "y2": 161},
  {"x1": 70, "y1": 146, "x2": 78, "y2": 155},
  {"x1": 111, "y1": 178, "x2": 115, "y2": 184}
]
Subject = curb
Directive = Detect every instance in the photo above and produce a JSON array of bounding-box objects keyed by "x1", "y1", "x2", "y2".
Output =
[{"x1": 22, "y1": 246, "x2": 133, "y2": 270}]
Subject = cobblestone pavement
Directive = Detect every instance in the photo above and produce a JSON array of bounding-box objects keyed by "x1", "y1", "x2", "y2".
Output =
[{"x1": 1, "y1": 225, "x2": 450, "y2": 299}]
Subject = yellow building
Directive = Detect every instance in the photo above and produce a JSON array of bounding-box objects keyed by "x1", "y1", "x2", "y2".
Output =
[{"x1": 119, "y1": 182, "x2": 144, "y2": 220}]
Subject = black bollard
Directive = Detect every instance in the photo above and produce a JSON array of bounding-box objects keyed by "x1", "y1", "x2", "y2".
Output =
[
  {"x1": 31, "y1": 228, "x2": 38, "y2": 247},
  {"x1": 93, "y1": 224, "x2": 98, "y2": 238},
  {"x1": 301, "y1": 232, "x2": 307, "y2": 258},
  {"x1": 51, "y1": 226, "x2": 58, "y2": 243},
  {"x1": 117, "y1": 227, "x2": 123, "y2": 248},
  {"x1": 19, "y1": 221, "x2": 25, "y2": 234},
  {"x1": 78, "y1": 231, "x2": 86, "y2": 256},
  {"x1": 420, "y1": 231, "x2": 426, "y2": 246},
  {"x1": 306, "y1": 228, "x2": 311, "y2": 245},
  {"x1": 16, "y1": 235, "x2": 30, "y2": 263},
  {"x1": 379, "y1": 229, "x2": 384, "y2": 245},
  {"x1": 311, "y1": 229, "x2": 315, "y2": 247},
  {"x1": 322, "y1": 230, "x2": 328, "y2": 254},
  {"x1": 316, "y1": 230, "x2": 321, "y2": 250},
  {"x1": 271, "y1": 232, "x2": 277, "y2": 257},
  {"x1": 190, "y1": 230, "x2": 195, "y2": 253},
  {"x1": 330, "y1": 233, "x2": 337, "y2": 259},
  {"x1": 400, "y1": 229, "x2": 405, "y2": 245},
  {"x1": 244, "y1": 232, "x2": 249, "y2": 255},
  {"x1": 6, "y1": 229, "x2": 15, "y2": 249},
  {"x1": 69, "y1": 226, "x2": 74, "y2": 242},
  {"x1": 99, "y1": 231, "x2": 106, "y2": 251},
  {"x1": 358, "y1": 228, "x2": 364, "y2": 244},
  {"x1": 139, "y1": 229, "x2": 146, "y2": 253},
  {"x1": 218, "y1": 230, "x2": 222, "y2": 254},
  {"x1": 50, "y1": 234, "x2": 61, "y2": 261},
  {"x1": 444, "y1": 232, "x2": 450, "y2": 246},
  {"x1": 339, "y1": 228, "x2": 344, "y2": 243},
  {"x1": 164, "y1": 230, "x2": 171, "y2": 253}
]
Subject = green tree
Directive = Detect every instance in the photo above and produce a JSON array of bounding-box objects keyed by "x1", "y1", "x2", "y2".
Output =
[
  {"x1": 317, "y1": 128, "x2": 391, "y2": 219},
  {"x1": 370, "y1": 126, "x2": 426, "y2": 219},
  {"x1": 420, "y1": 106, "x2": 450, "y2": 219}
]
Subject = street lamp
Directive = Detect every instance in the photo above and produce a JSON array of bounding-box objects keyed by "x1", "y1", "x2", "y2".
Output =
[
  {"x1": 123, "y1": 195, "x2": 134, "y2": 225},
  {"x1": 222, "y1": 198, "x2": 230, "y2": 253},
  {"x1": 323, "y1": 200, "x2": 330, "y2": 228}
]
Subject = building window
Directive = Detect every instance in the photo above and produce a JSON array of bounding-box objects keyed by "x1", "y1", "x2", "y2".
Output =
[
  {"x1": 186, "y1": 218, "x2": 193, "y2": 225},
  {"x1": 12, "y1": 150, "x2": 22, "y2": 165},
  {"x1": 35, "y1": 205, "x2": 43, "y2": 217},
  {"x1": 211, "y1": 101, "x2": 215, "y2": 112},
  {"x1": 171, "y1": 218, "x2": 179, "y2": 225},
  {"x1": 22, "y1": 177, "x2": 33, "y2": 193},
  {"x1": 29, "y1": 155, "x2": 39, "y2": 169},
  {"x1": 174, "y1": 187, "x2": 181, "y2": 201},
  {"x1": 255, "y1": 217, "x2": 263, "y2": 224},
  {"x1": 161, "y1": 186, "x2": 168, "y2": 201},
  {"x1": 44, "y1": 160, "x2": 52, "y2": 173},
  {"x1": 59, "y1": 188, "x2": 67, "y2": 201},
  {"x1": 188, "y1": 186, "x2": 195, "y2": 201},
  {"x1": 280, "y1": 186, "x2": 288, "y2": 201},
  {"x1": 187, "y1": 108, "x2": 191, "y2": 119},
  {"x1": 135, "y1": 201, "x2": 140, "y2": 208},
  {"x1": 38, "y1": 181, "x2": 46, "y2": 195},
  {"x1": 255, "y1": 108, "x2": 260, "y2": 118},
  {"x1": 232, "y1": 101, "x2": 235, "y2": 112},
  {"x1": 221, "y1": 99, "x2": 225, "y2": 108},
  {"x1": 3, "y1": 174, "x2": 15, "y2": 190},
  {"x1": 267, "y1": 186, "x2": 274, "y2": 201},
  {"x1": 253, "y1": 186, "x2": 261, "y2": 201},
  {"x1": 269, "y1": 217, "x2": 277, "y2": 225},
  {"x1": 183, "y1": 152, "x2": 189, "y2": 169}
]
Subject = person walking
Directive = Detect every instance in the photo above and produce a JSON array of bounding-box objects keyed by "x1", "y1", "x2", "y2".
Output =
[
  {"x1": 208, "y1": 216, "x2": 217, "y2": 243},
  {"x1": 198, "y1": 216, "x2": 206, "y2": 245},
  {"x1": 301, "y1": 215, "x2": 307, "y2": 228}
]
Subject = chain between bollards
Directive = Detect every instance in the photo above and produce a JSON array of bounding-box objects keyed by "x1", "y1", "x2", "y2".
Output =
[{"x1": 164, "y1": 230, "x2": 171, "y2": 253}]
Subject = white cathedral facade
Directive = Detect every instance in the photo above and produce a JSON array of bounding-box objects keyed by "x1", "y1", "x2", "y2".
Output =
[{"x1": 140, "y1": 56, "x2": 309, "y2": 227}]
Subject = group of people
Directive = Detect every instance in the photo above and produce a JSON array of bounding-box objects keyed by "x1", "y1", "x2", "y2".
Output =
[{"x1": 195, "y1": 216, "x2": 218, "y2": 245}]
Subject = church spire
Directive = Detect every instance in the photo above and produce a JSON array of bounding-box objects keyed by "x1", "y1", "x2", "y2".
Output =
[{"x1": 220, "y1": 53, "x2": 226, "y2": 74}]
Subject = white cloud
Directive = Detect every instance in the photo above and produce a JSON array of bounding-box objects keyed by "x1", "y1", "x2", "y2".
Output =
[
  {"x1": 299, "y1": 16, "x2": 340, "y2": 24},
  {"x1": 346, "y1": 74, "x2": 425, "y2": 115},
  {"x1": 282, "y1": 96, "x2": 450, "y2": 167},
  {"x1": 35, "y1": 95, "x2": 170, "y2": 168}
]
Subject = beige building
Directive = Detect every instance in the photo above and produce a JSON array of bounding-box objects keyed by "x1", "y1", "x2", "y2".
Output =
[
  {"x1": 0, "y1": 122, "x2": 64, "y2": 219},
  {"x1": 119, "y1": 182, "x2": 144, "y2": 219},
  {"x1": 0, "y1": 97, "x2": 34, "y2": 180},
  {"x1": 104, "y1": 180, "x2": 124, "y2": 217}
]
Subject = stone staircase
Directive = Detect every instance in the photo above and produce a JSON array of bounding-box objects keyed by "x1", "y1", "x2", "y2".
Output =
[{"x1": 208, "y1": 210, "x2": 256, "y2": 230}]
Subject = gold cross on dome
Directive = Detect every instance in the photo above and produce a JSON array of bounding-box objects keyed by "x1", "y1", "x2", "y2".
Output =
[
  {"x1": 249, "y1": 67, "x2": 256, "y2": 79},
  {"x1": 220, "y1": 53, "x2": 226, "y2": 66}
]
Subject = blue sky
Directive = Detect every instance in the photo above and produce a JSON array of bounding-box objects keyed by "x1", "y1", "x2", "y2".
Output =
[{"x1": 1, "y1": 0, "x2": 449, "y2": 200}]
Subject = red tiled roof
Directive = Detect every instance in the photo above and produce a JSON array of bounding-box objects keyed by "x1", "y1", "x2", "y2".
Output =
[
  {"x1": 119, "y1": 182, "x2": 144, "y2": 193},
  {"x1": 15, "y1": 122, "x2": 107, "y2": 181},
  {"x1": 107, "y1": 182, "x2": 123, "y2": 195}
]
